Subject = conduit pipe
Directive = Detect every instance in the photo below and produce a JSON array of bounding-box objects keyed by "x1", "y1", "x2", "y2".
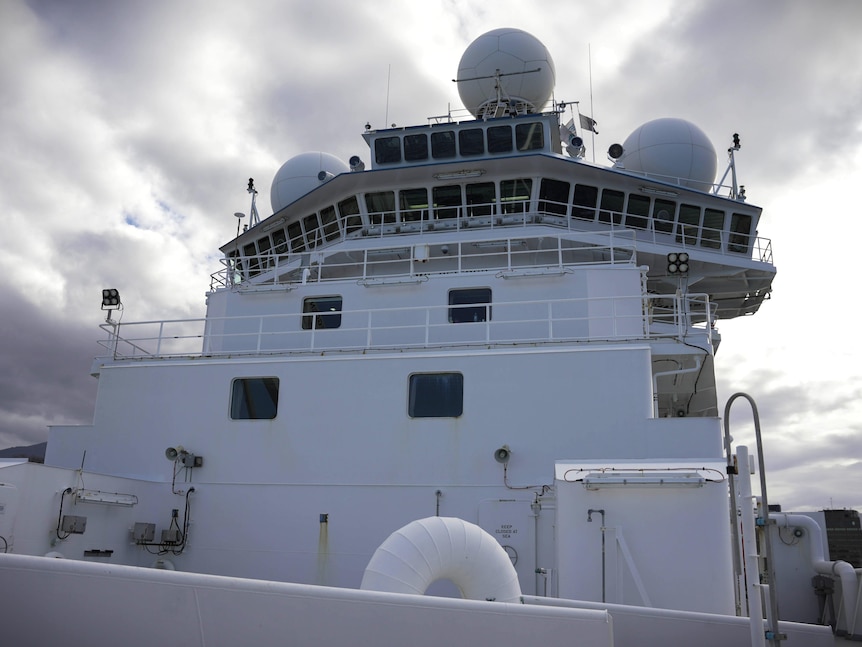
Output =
[
  {"x1": 770, "y1": 513, "x2": 859, "y2": 635},
  {"x1": 652, "y1": 355, "x2": 702, "y2": 418},
  {"x1": 360, "y1": 516, "x2": 522, "y2": 603}
]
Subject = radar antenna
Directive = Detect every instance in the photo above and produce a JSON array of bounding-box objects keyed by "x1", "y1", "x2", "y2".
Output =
[
  {"x1": 714, "y1": 134, "x2": 744, "y2": 201},
  {"x1": 247, "y1": 178, "x2": 260, "y2": 226},
  {"x1": 453, "y1": 67, "x2": 541, "y2": 119}
]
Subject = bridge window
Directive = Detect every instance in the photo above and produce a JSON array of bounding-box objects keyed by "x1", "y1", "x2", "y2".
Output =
[
  {"x1": 625, "y1": 195, "x2": 651, "y2": 230},
  {"x1": 516, "y1": 122, "x2": 544, "y2": 150},
  {"x1": 501, "y1": 178, "x2": 532, "y2": 213},
  {"x1": 653, "y1": 198, "x2": 677, "y2": 234},
  {"x1": 302, "y1": 296, "x2": 343, "y2": 330},
  {"x1": 400, "y1": 188, "x2": 428, "y2": 222},
  {"x1": 459, "y1": 128, "x2": 484, "y2": 156},
  {"x1": 729, "y1": 213, "x2": 753, "y2": 253},
  {"x1": 701, "y1": 208, "x2": 725, "y2": 249},
  {"x1": 375, "y1": 136, "x2": 401, "y2": 164},
  {"x1": 539, "y1": 179, "x2": 570, "y2": 216},
  {"x1": 272, "y1": 228, "x2": 288, "y2": 255},
  {"x1": 599, "y1": 189, "x2": 625, "y2": 225},
  {"x1": 487, "y1": 125, "x2": 513, "y2": 153},
  {"x1": 433, "y1": 185, "x2": 461, "y2": 219},
  {"x1": 366, "y1": 191, "x2": 396, "y2": 224},
  {"x1": 466, "y1": 182, "x2": 495, "y2": 217},
  {"x1": 408, "y1": 373, "x2": 463, "y2": 418},
  {"x1": 572, "y1": 184, "x2": 598, "y2": 221},
  {"x1": 449, "y1": 288, "x2": 491, "y2": 323},
  {"x1": 677, "y1": 204, "x2": 701, "y2": 245},
  {"x1": 287, "y1": 221, "x2": 305, "y2": 252},
  {"x1": 431, "y1": 131, "x2": 456, "y2": 159},
  {"x1": 303, "y1": 213, "x2": 321, "y2": 248},
  {"x1": 230, "y1": 377, "x2": 279, "y2": 420},
  {"x1": 320, "y1": 205, "x2": 340, "y2": 242},
  {"x1": 404, "y1": 133, "x2": 429, "y2": 161},
  {"x1": 338, "y1": 196, "x2": 362, "y2": 234}
]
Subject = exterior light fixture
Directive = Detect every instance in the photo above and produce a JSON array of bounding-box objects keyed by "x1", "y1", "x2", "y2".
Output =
[
  {"x1": 101, "y1": 289, "x2": 121, "y2": 309},
  {"x1": 667, "y1": 252, "x2": 689, "y2": 275}
]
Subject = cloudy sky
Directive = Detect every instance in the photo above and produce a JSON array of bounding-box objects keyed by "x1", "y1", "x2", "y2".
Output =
[{"x1": 1, "y1": 0, "x2": 860, "y2": 511}]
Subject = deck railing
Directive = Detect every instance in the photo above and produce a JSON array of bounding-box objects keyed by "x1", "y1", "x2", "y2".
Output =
[{"x1": 97, "y1": 292, "x2": 714, "y2": 362}]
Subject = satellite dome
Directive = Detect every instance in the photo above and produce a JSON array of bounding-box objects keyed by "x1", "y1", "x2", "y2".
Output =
[
  {"x1": 457, "y1": 28, "x2": 555, "y2": 118},
  {"x1": 615, "y1": 118, "x2": 717, "y2": 191},
  {"x1": 270, "y1": 152, "x2": 349, "y2": 213}
]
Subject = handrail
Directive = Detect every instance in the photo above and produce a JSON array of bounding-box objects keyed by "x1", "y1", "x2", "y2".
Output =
[
  {"x1": 97, "y1": 292, "x2": 713, "y2": 362},
  {"x1": 214, "y1": 204, "x2": 772, "y2": 290}
]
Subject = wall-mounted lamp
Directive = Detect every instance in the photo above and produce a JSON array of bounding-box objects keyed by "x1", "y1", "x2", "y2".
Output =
[{"x1": 667, "y1": 252, "x2": 689, "y2": 275}]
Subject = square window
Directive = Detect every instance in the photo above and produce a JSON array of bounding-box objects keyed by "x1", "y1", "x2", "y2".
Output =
[
  {"x1": 302, "y1": 296, "x2": 343, "y2": 330},
  {"x1": 231, "y1": 377, "x2": 279, "y2": 419},
  {"x1": 409, "y1": 373, "x2": 463, "y2": 418},
  {"x1": 449, "y1": 288, "x2": 491, "y2": 323}
]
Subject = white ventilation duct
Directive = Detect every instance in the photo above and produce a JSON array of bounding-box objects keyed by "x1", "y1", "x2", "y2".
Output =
[{"x1": 360, "y1": 516, "x2": 522, "y2": 603}]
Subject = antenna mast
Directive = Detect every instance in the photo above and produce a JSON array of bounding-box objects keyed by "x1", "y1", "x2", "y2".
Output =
[{"x1": 247, "y1": 178, "x2": 260, "y2": 227}]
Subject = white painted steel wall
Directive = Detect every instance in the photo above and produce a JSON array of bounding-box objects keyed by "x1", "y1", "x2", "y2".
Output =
[{"x1": 555, "y1": 459, "x2": 736, "y2": 615}]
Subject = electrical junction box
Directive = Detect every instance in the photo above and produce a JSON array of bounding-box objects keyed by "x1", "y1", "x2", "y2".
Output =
[
  {"x1": 132, "y1": 522, "x2": 155, "y2": 542},
  {"x1": 161, "y1": 528, "x2": 181, "y2": 544},
  {"x1": 61, "y1": 515, "x2": 87, "y2": 534}
]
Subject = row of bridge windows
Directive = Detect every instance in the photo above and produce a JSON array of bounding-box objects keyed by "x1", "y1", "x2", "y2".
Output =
[
  {"x1": 233, "y1": 178, "x2": 754, "y2": 276},
  {"x1": 373, "y1": 121, "x2": 546, "y2": 165}
]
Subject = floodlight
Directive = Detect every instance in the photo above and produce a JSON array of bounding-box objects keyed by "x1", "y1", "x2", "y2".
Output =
[
  {"x1": 101, "y1": 289, "x2": 121, "y2": 310},
  {"x1": 667, "y1": 252, "x2": 689, "y2": 276}
]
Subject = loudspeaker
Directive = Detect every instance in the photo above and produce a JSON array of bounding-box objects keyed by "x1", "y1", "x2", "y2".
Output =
[
  {"x1": 164, "y1": 446, "x2": 183, "y2": 461},
  {"x1": 494, "y1": 445, "x2": 511, "y2": 464}
]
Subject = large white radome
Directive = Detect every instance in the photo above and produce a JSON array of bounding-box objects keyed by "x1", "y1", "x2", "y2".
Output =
[
  {"x1": 270, "y1": 152, "x2": 349, "y2": 213},
  {"x1": 615, "y1": 118, "x2": 717, "y2": 191},
  {"x1": 457, "y1": 28, "x2": 555, "y2": 117}
]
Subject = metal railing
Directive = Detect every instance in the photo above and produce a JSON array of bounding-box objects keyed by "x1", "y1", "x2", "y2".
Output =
[{"x1": 97, "y1": 292, "x2": 714, "y2": 362}]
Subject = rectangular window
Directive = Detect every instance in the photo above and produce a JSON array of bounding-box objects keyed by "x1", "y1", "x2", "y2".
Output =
[
  {"x1": 459, "y1": 128, "x2": 484, "y2": 156},
  {"x1": 500, "y1": 178, "x2": 532, "y2": 214},
  {"x1": 572, "y1": 184, "x2": 598, "y2": 221},
  {"x1": 431, "y1": 131, "x2": 456, "y2": 159},
  {"x1": 465, "y1": 182, "x2": 496, "y2": 217},
  {"x1": 449, "y1": 288, "x2": 491, "y2": 323},
  {"x1": 374, "y1": 136, "x2": 402, "y2": 164},
  {"x1": 338, "y1": 196, "x2": 363, "y2": 234},
  {"x1": 652, "y1": 198, "x2": 677, "y2": 234},
  {"x1": 677, "y1": 204, "x2": 701, "y2": 245},
  {"x1": 408, "y1": 373, "x2": 463, "y2": 418},
  {"x1": 303, "y1": 213, "x2": 321, "y2": 248},
  {"x1": 487, "y1": 125, "x2": 513, "y2": 153},
  {"x1": 432, "y1": 185, "x2": 462, "y2": 219},
  {"x1": 729, "y1": 213, "x2": 753, "y2": 253},
  {"x1": 399, "y1": 188, "x2": 429, "y2": 222},
  {"x1": 231, "y1": 377, "x2": 279, "y2": 420},
  {"x1": 625, "y1": 195, "x2": 651, "y2": 230},
  {"x1": 599, "y1": 189, "x2": 625, "y2": 224},
  {"x1": 701, "y1": 208, "x2": 725, "y2": 249},
  {"x1": 271, "y1": 228, "x2": 288, "y2": 255},
  {"x1": 320, "y1": 205, "x2": 340, "y2": 242},
  {"x1": 287, "y1": 221, "x2": 305, "y2": 253},
  {"x1": 243, "y1": 242, "x2": 260, "y2": 275},
  {"x1": 539, "y1": 179, "x2": 570, "y2": 216},
  {"x1": 302, "y1": 296, "x2": 343, "y2": 330},
  {"x1": 366, "y1": 191, "x2": 396, "y2": 224},
  {"x1": 404, "y1": 133, "x2": 429, "y2": 161},
  {"x1": 516, "y1": 122, "x2": 544, "y2": 150}
]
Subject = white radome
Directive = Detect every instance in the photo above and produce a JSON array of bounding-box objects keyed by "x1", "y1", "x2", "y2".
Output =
[
  {"x1": 270, "y1": 152, "x2": 350, "y2": 213},
  {"x1": 615, "y1": 118, "x2": 717, "y2": 191},
  {"x1": 457, "y1": 28, "x2": 556, "y2": 117}
]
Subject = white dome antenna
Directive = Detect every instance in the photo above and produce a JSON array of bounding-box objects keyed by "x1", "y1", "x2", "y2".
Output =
[{"x1": 456, "y1": 29, "x2": 556, "y2": 119}]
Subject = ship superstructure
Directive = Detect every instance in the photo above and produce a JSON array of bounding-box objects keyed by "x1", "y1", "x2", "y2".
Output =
[{"x1": 0, "y1": 28, "x2": 855, "y2": 647}]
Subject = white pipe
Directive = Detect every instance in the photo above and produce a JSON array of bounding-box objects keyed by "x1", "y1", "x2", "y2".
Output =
[
  {"x1": 770, "y1": 513, "x2": 859, "y2": 635},
  {"x1": 737, "y1": 446, "x2": 766, "y2": 647}
]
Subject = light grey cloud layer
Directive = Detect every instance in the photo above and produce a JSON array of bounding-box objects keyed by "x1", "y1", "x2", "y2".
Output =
[{"x1": 1, "y1": 0, "x2": 860, "y2": 510}]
